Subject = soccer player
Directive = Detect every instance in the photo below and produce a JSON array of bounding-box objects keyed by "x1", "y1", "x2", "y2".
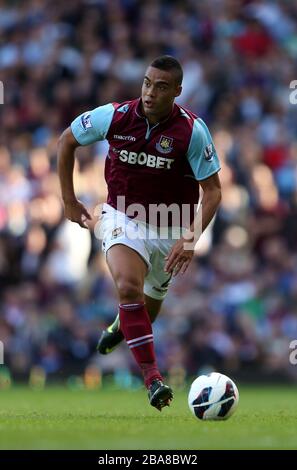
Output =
[{"x1": 57, "y1": 56, "x2": 221, "y2": 411}]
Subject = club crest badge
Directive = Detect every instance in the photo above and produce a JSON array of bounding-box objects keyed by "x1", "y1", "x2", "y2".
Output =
[
  {"x1": 111, "y1": 227, "x2": 123, "y2": 239},
  {"x1": 156, "y1": 135, "x2": 173, "y2": 154}
]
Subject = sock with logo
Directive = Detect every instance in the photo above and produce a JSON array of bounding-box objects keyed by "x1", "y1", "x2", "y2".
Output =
[{"x1": 119, "y1": 302, "x2": 162, "y2": 388}]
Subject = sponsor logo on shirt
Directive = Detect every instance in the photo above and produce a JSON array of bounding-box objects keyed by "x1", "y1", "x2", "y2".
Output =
[
  {"x1": 81, "y1": 113, "x2": 93, "y2": 130},
  {"x1": 119, "y1": 150, "x2": 174, "y2": 169},
  {"x1": 156, "y1": 135, "x2": 173, "y2": 154},
  {"x1": 204, "y1": 143, "x2": 214, "y2": 161},
  {"x1": 114, "y1": 134, "x2": 136, "y2": 142}
]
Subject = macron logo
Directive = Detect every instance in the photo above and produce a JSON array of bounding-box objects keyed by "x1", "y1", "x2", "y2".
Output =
[{"x1": 114, "y1": 134, "x2": 136, "y2": 142}]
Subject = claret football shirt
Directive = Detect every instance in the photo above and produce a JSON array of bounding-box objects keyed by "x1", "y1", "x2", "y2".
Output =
[{"x1": 71, "y1": 98, "x2": 220, "y2": 226}]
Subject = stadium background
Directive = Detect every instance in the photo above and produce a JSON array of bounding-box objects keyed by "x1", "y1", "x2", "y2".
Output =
[{"x1": 1, "y1": 0, "x2": 297, "y2": 391}]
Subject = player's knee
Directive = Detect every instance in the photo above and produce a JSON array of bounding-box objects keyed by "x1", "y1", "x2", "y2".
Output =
[{"x1": 117, "y1": 279, "x2": 143, "y2": 303}]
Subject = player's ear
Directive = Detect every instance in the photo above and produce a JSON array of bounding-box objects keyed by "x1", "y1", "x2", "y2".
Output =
[{"x1": 175, "y1": 85, "x2": 182, "y2": 97}]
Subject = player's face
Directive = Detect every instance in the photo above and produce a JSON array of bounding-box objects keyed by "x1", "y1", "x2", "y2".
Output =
[{"x1": 141, "y1": 66, "x2": 182, "y2": 121}]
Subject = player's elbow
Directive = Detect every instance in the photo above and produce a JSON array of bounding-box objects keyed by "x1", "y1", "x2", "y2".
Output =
[
  {"x1": 213, "y1": 187, "x2": 222, "y2": 209},
  {"x1": 200, "y1": 173, "x2": 222, "y2": 208},
  {"x1": 215, "y1": 186, "x2": 222, "y2": 205},
  {"x1": 57, "y1": 127, "x2": 79, "y2": 152},
  {"x1": 203, "y1": 185, "x2": 222, "y2": 209}
]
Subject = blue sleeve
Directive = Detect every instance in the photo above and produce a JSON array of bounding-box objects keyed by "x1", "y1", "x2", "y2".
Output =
[
  {"x1": 70, "y1": 103, "x2": 115, "y2": 145},
  {"x1": 186, "y1": 118, "x2": 221, "y2": 181}
]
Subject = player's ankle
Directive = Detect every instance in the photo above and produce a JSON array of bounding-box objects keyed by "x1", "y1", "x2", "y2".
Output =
[
  {"x1": 108, "y1": 314, "x2": 120, "y2": 332},
  {"x1": 141, "y1": 363, "x2": 163, "y2": 388}
]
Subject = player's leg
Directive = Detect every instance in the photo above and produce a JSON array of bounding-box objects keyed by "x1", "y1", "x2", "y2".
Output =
[
  {"x1": 107, "y1": 244, "x2": 147, "y2": 303},
  {"x1": 105, "y1": 244, "x2": 172, "y2": 410},
  {"x1": 97, "y1": 295, "x2": 163, "y2": 354},
  {"x1": 145, "y1": 295, "x2": 163, "y2": 322}
]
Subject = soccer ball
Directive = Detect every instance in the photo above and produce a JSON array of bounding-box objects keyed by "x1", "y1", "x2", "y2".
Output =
[{"x1": 188, "y1": 372, "x2": 239, "y2": 420}]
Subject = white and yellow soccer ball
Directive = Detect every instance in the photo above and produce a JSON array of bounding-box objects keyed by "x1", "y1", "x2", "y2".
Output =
[{"x1": 188, "y1": 372, "x2": 239, "y2": 420}]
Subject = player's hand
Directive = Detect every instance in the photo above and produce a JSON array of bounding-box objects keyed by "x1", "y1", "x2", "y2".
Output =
[
  {"x1": 63, "y1": 199, "x2": 92, "y2": 229},
  {"x1": 164, "y1": 237, "x2": 194, "y2": 276}
]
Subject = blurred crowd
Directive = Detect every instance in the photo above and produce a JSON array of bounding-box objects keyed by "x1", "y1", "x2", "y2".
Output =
[{"x1": 1, "y1": 0, "x2": 297, "y2": 385}]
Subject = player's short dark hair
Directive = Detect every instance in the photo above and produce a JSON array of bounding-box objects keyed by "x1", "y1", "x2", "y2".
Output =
[{"x1": 150, "y1": 55, "x2": 183, "y2": 85}]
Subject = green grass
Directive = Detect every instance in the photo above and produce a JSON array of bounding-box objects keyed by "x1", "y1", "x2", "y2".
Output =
[{"x1": 0, "y1": 384, "x2": 296, "y2": 449}]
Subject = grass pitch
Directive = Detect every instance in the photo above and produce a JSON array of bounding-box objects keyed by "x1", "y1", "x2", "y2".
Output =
[{"x1": 0, "y1": 384, "x2": 296, "y2": 449}]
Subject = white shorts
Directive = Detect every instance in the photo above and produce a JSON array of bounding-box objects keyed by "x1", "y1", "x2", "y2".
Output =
[{"x1": 97, "y1": 203, "x2": 184, "y2": 300}]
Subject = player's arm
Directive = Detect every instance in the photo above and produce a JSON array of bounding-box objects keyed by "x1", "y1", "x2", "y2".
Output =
[
  {"x1": 165, "y1": 118, "x2": 221, "y2": 275},
  {"x1": 164, "y1": 173, "x2": 221, "y2": 276},
  {"x1": 57, "y1": 103, "x2": 115, "y2": 228},
  {"x1": 57, "y1": 127, "x2": 92, "y2": 229},
  {"x1": 195, "y1": 171, "x2": 221, "y2": 233}
]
